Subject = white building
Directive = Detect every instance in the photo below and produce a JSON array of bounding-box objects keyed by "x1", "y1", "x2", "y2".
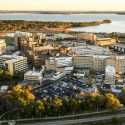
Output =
[
  {"x1": 24, "y1": 67, "x2": 45, "y2": 83},
  {"x1": 0, "y1": 39, "x2": 6, "y2": 55},
  {"x1": 51, "y1": 72, "x2": 65, "y2": 80},
  {"x1": 45, "y1": 57, "x2": 73, "y2": 72},
  {"x1": 105, "y1": 65, "x2": 116, "y2": 85}
]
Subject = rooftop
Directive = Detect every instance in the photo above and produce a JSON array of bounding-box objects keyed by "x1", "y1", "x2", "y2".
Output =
[
  {"x1": 69, "y1": 45, "x2": 110, "y2": 56},
  {"x1": 1, "y1": 55, "x2": 25, "y2": 63}
]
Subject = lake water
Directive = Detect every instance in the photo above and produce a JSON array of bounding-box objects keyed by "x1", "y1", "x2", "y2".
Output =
[{"x1": 0, "y1": 13, "x2": 125, "y2": 33}]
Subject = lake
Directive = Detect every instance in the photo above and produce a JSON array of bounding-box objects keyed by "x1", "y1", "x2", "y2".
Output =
[{"x1": 0, "y1": 13, "x2": 125, "y2": 33}]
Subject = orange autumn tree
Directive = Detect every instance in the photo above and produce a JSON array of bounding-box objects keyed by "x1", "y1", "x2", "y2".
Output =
[
  {"x1": 106, "y1": 93, "x2": 120, "y2": 110},
  {"x1": 9, "y1": 85, "x2": 35, "y2": 106}
]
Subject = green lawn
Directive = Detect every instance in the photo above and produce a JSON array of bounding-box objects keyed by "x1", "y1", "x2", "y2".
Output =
[
  {"x1": 5, "y1": 37, "x2": 14, "y2": 46},
  {"x1": 119, "y1": 38, "x2": 125, "y2": 42}
]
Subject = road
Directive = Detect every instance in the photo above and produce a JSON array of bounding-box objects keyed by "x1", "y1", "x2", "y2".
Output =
[{"x1": 18, "y1": 113, "x2": 125, "y2": 125}]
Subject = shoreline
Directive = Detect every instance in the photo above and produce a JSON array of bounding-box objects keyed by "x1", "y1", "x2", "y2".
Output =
[{"x1": 0, "y1": 11, "x2": 125, "y2": 15}]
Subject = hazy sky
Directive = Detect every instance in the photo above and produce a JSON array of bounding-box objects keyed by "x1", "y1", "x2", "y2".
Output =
[{"x1": 0, "y1": 0, "x2": 125, "y2": 11}]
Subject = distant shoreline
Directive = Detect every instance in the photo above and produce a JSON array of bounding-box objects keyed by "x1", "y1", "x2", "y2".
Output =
[{"x1": 0, "y1": 11, "x2": 125, "y2": 15}]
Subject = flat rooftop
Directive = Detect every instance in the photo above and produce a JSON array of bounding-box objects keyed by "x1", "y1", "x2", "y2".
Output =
[
  {"x1": 25, "y1": 71, "x2": 42, "y2": 76},
  {"x1": 70, "y1": 45, "x2": 110, "y2": 56},
  {"x1": 1, "y1": 55, "x2": 25, "y2": 63}
]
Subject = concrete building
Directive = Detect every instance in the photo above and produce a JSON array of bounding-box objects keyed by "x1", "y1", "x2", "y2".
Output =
[
  {"x1": 73, "y1": 55, "x2": 93, "y2": 69},
  {"x1": 24, "y1": 67, "x2": 45, "y2": 83},
  {"x1": 93, "y1": 55, "x2": 109, "y2": 72},
  {"x1": 68, "y1": 46, "x2": 110, "y2": 56},
  {"x1": 106, "y1": 56, "x2": 125, "y2": 74},
  {"x1": 77, "y1": 33, "x2": 116, "y2": 46},
  {"x1": 105, "y1": 65, "x2": 116, "y2": 84},
  {"x1": 0, "y1": 55, "x2": 28, "y2": 75},
  {"x1": 45, "y1": 57, "x2": 73, "y2": 72},
  {"x1": 77, "y1": 33, "x2": 96, "y2": 42},
  {"x1": 73, "y1": 55, "x2": 110, "y2": 72},
  {"x1": 95, "y1": 38, "x2": 116, "y2": 46},
  {"x1": 0, "y1": 39, "x2": 6, "y2": 55}
]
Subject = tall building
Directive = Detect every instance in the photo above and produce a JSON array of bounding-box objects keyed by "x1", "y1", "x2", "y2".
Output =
[
  {"x1": 0, "y1": 39, "x2": 6, "y2": 55},
  {"x1": 93, "y1": 55, "x2": 109, "y2": 72},
  {"x1": 105, "y1": 65, "x2": 116, "y2": 85},
  {"x1": 73, "y1": 55, "x2": 93, "y2": 69},
  {"x1": 0, "y1": 55, "x2": 28, "y2": 75}
]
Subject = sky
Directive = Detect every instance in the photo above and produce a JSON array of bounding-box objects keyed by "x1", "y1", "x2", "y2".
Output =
[{"x1": 0, "y1": 0, "x2": 125, "y2": 11}]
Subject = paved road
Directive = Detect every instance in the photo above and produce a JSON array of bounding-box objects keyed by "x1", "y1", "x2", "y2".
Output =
[{"x1": 19, "y1": 113, "x2": 125, "y2": 125}]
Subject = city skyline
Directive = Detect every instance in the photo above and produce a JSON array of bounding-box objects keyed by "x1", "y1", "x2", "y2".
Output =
[{"x1": 0, "y1": 0, "x2": 125, "y2": 11}]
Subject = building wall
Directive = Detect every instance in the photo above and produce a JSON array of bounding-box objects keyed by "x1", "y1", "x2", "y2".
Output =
[
  {"x1": 45, "y1": 57, "x2": 72, "y2": 72},
  {"x1": 106, "y1": 57, "x2": 125, "y2": 74},
  {"x1": 72, "y1": 56, "x2": 93, "y2": 69},
  {"x1": 93, "y1": 57, "x2": 106, "y2": 72},
  {"x1": 0, "y1": 40, "x2": 6, "y2": 55},
  {"x1": 96, "y1": 38, "x2": 116, "y2": 46},
  {"x1": 0, "y1": 56, "x2": 28, "y2": 75},
  {"x1": 77, "y1": 33, "x2": 96, "y2": 42}
]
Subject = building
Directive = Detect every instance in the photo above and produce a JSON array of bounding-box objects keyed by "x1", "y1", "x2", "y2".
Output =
[
  {"x1": 92, "y1": 55, "x2": 109, "y2": 72},
  {"x1": 24, "y1": 67, "x2": 45, "y2": 83},
  {"x1": 45, "y1": 57, "x2": 73, "y2": 72},
  {"x1": 105, "y1": 65, "x2": 116, "y2": 85},
  {"x1": 95, "y1": 38, "x2": 116, "y2": 46},
  {"x1": 73, "y1": 55, "x2": 93, "y2": 69},
  {"x1": 0, "y1": 39, "x2": 6, "y2": 55},
  {"x1": 0, "y1": 55, "x2": 28, "y2": 75},
  {"x1": 68, "y1": 46, "x2": 110, "y2": 56},
  {"x1": 15, "y1": 32, "x2": 46, "y2": 50},
  {"x1": 24, "y1": 50, "x2": 44, "y2": 68},
  {"x1": 106, "y1": 56, "x2": 125, "y2": 74},
  {"x1": 77, "y1": 33, "x2": 96, "y2": 42},
  {"x1": 77, "y1": 33, "x2": 116, "y2": 46},
  {"x1": 73, "y1": 55, "x2": 110, "y2": 72}
]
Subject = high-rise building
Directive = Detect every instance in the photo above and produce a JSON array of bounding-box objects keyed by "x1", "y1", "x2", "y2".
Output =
[
  {"x1": 105, "y1": 65, "x2": 116, "y2": 84},
  {"x1": 0, "y1": 55, "x2": 28, "y2": 75}
]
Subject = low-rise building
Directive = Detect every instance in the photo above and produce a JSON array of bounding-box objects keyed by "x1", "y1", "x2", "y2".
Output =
[
  {"x1": 77, "y1": 33, "x2": 116, "y2": 46},
  {"x1": 96, "y1": 38, "x2": 116, "y2": 46},
  {"x1": 77, "y1": 33, "x2": 97, "y2": 42},
  {"x1": 24, "y1": 67, "x2": 45, "y2": 83}
]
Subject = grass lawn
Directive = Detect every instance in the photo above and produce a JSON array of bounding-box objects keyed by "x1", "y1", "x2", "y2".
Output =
[
  {"x1": 119, "y1": 38, "x2": 125, "y2": 42},
  {"x1": 5, "y1": 37, "x2": 14, "y2": 46}
]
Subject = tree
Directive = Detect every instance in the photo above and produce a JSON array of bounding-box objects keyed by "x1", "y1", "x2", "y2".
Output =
[
  {"x1": 105, "y1": 93, "x2": 120, "y2": 110},
  {"x1": 9, "y1": 85, "x2": 35, "y2": 107},
  {"x1": 119, "y1": 88, "x2": 125, "y2": 105},
  {"x1": 49, "y1": 96, "x2": 63, "y2": 115}
]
